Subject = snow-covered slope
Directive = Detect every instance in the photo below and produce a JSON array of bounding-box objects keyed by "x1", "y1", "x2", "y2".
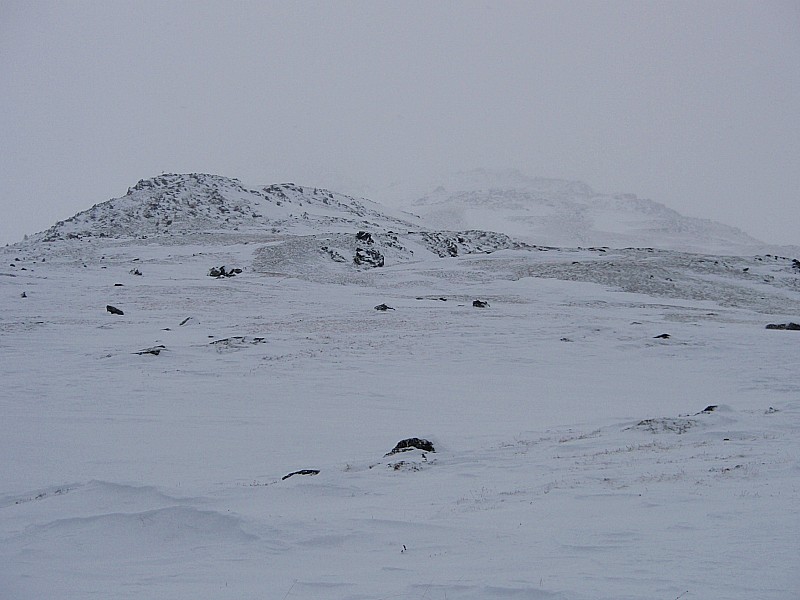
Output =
[
  {"x1": 35, "y1": 173, "x2": 420, "y2": 241},
  {"x1": 2, "y1": 174, "x2": 800, "y2": 599},
  {"x1": 390, "y1": 169, "x2": 776, "y2": 254}
]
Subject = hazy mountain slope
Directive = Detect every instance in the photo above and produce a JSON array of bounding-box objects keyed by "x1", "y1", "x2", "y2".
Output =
[{"x1": 388, "y1": 169, "x2": 776, "y2": 254}]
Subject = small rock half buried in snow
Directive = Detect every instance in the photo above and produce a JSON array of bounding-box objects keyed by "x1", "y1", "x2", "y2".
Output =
[
  {"x1": 106, "y1": 304, "x2": 124, "y2": 315},
  {"x1": 374, "y1": 303, "x2": 395, "y2": 311},
  {"x1": 472, "y1": 300, "x2": 489, "y2": 308},
  {"x1": 385, "y1": 438, "x2": 435, "y2": 456},
  {"x1": 281, "y1": 469, "x2": 320, "y2": 481},
  {"x1": 135, "y1": 345, "x2": 166, "y2": 356},
  {"x1": 765, "y1": 322, "x2": 800, "y2": 330}
]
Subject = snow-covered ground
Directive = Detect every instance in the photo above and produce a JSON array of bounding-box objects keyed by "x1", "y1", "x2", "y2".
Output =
[{"x1": 1, "y1": 176, "x2": 799, "y2": 599}]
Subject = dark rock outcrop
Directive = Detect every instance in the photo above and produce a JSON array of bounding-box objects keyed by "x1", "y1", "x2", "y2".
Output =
[
  {"x1": 385, "y1": 438, "x2": 435, "y2": 456},
  {"x1": 208, "y1": 266, "x2": 242, "y2": 278},
  {"x1": 374, "y1": 303, "x2": 395, "y2": 311},
  {"x1": 356, "y1": 230, "x2": 374, "y2": 244},
  {"x1": 354, "y1": 247, "x2": 384, "y2": 268},
  {"x1": 282, "y1": 469, "x2": 320, "y2": 481},
  {"x1": 472, "y1": 300, "x2": 489, "y2": 308},
  {"x1": 654, "y1": 333, "x2": 671, "y2": 339},
  {"x1": 106, "y1": 305, "x2": 124, "y2": 315},
  {"x1": 135, "y1": 345, "x2": 166, "y2": 356},
  {"x1": 765, "y1": 322, "x2": 800, "y2": 330}
]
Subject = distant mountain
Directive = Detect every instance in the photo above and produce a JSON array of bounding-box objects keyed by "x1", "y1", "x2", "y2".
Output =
[
  {"x1": 388, "y1": 169, "x2": 774, "y2": 255},
  {"x1": 24, "y1": 171, "x2": 794, "y2": 261}
]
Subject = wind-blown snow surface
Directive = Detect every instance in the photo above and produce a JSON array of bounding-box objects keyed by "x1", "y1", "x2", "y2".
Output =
[{"x1": 2, "y1": 177, "x2": 800, "y2": 599}]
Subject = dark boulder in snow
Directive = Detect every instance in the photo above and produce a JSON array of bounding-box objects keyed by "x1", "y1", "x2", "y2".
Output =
[
  {"x1": 356, "y1": 230, "x2": 374, "y2": 244},
  {"x1": 653, "y1": 333, "x2": 671, "y2": 339},
  {"x1": 374, "y1": 303, "x2": 395, "y2": 311},
  {"x1": 354, "y1": 247, "x2": 384, "y2": 268},
  {"x1": 135, "y1": 345, "x2": 166, "y2": 356},
  {"x1": 765, "y1": 322, "x2": 800, "y2": 330},
  {"x1": 282, "y1": 469, "x2": 320, "y2": 481},
  {"x1": 385, "y1": 438, "x2": 435, "y2": 456},
  {"x1": 106, "y1": 304, "x2": 124, "y2": 315},
  {"x1": 472, "y1": 300, "x2": 489, "y2": 308},
  {"x1": 208, "y1": 266, "x2": 242, "y2": 278}
]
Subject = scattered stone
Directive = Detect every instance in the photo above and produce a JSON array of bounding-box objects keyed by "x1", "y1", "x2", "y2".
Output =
[
  {"x1": 374, "y1": 303, "x2": 395, "y2": 311},
  {"x1": 765, "y1": 322, "x2": 800, "y2": 330},
  {"x1": 208, "y1": 266, "x2": 242, "y2": 278},
  {"x1": 390, "y1": 461, "x2": 421, "y2": 472},
  {"x1": 653, "y1": 333, "x2": 671, "y2": 339},
  {"x1": 765, "y1": 407, "x2": 780, "y2": 414},
  {"x1": 560, "y1": 337, "x2": 573, "y2": 342},
  {"x1": 353, "y1": 247, "x2": 384, "y2": 268},
  {"x1": 135, "y1": 345, "x2": 166, "y2": 356},
  {"x1": 209, "y1": 336, "x2": 266, "y2": 349},
  {"x1": 698, "y1": 405, "x2": 718, "y2": 414},
  {"x1": 179, "y1": 317, "x2": 192, "y2": 326},
  {"x1": 106, "y1": 305, "x2": 124, "y2": 315},
  {"x1": 631, "y1": 418, "x2": 695, "y2": 434},
  {"x1": 385, "y1": 438, "x2": 435, "y2": 456},
  {"x1": 114, "y1": 283, "x2": 124, "y2": 287},
  {"x1": 472, "y1": 300, "x2": 490, "y2": 308},
  {"x1": 282, "y1": 469, "x2": 320, "y2": 481},
  {"x1": 129, "y1": 268, "x2": 142, "y2": 276},
  {"x1": 20, "y1": 292, "x2": 27, "y2": 298}
]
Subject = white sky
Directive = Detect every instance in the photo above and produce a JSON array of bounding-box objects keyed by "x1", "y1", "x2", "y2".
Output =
[{"x1": 2, "y1": 1, "x2": 799, "y2": 246}]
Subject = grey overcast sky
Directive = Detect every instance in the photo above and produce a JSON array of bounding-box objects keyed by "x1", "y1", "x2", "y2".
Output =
[{"x1": 1, "y1": 1, "x2": 799, "y2": 246}]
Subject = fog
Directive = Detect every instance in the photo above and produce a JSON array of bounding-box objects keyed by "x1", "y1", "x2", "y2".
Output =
[{"x1": 2, "y1": 1, "x2": 798, "y2": 245}]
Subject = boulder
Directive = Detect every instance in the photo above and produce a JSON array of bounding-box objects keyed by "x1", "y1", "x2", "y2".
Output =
[
  {"x1": 653, "y1": 333, "x2": 671, "y2": 339},
  {"x1": 472, "y1": 300, "x2": 489, "y2": 308},
  {"x1": 106, "y1": 305, "x2": 124, "y2": 315},
  {"x1": 355, "y1": 230, "x2": 374, "y2": 244},
  {"x1": 282, "y1": 469, "x2": 320, "y2": 481},
  {"x1": 765, "y1": 322, "x2": 800, "y2": 330},
  {"x1": 208, "y1": 266, "x2": 243, "y2": 278},
  {"x1": 135, "y1": 345, "x2": 166, "y2": 356},
  {"x1": 385, "y1": 438, "x2": 435, "y2": 456},
  {"x1": 354, "y1": 247, "x2": 384, "y2": 268},
  {"x1": 374, "y1": 303, "x2": 395, "y2": 311}
]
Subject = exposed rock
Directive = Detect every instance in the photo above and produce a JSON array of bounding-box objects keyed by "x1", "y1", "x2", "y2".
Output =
[
  {"x1": 129, "y1": 268, "x2": 142, "y2": 276},
  {"x1": 353, "y1": 247, "x2": 384, "y2": 268},
  {"x1": 653, "y1": 333, "x2": 671, "y2": 339},
  {"x1": 209, "y1": 266, "x2": 243, "y2": 278},
  {"x1": 385, "y1": 438, "x2": 435, "y2": 456},
  {"x1": 631, "y1": 418, "x2": 695, "y2": 434},
  {"x1": 135, "y1": 345, "x2": 166, "y2": 356},
  {"x1": 472, "y1": 300, "x2": 490, "y2": 308},
  {"x1": 697, "y1": 405, "x2": 718, "y2": 414},
  {"x1": 356, "y1": 230, "x2": 374, "y2": 244},
  {"x1": 106, "y1": 305, "x2": 124, "y2": 315},
  {"x1": 374, "y1": 303, "x2": 395, "y2": 311},
  {"x1": 209, "y1": 336, "x2": 266, "y2": 350},
  {"x1": 282, "y1": 469, "x2": 320, "y2": 481},
  {"x1": 765, "y1": 322, "x2": 800, "y2": 330},
  {"x1": 20, "y1": 292, "x2": 27, "y2": 298},
  {"x1": 179, "y1": 317, "x2": 192, "y2": 326}
]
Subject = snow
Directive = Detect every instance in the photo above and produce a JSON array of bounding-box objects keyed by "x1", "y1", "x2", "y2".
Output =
[{"x1": 1, "y1": 176, "x2": 799, "y2": 599}]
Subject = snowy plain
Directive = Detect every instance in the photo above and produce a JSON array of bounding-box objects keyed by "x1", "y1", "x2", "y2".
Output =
[{"x1": 1, "y1": 175, "x2": 799, "y2": 599}]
